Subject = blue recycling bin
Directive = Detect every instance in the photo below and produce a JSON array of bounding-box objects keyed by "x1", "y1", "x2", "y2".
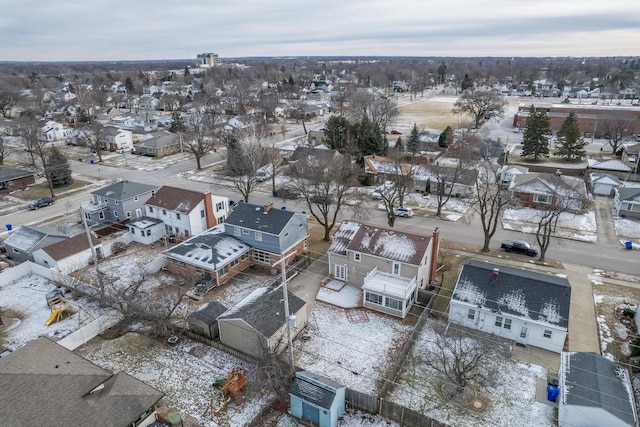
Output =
[
  {"x1": 547, "y1": 385, "x2": 559, "y2": 402},
  {"x1": 281, "y1": 206, "x2": 287, "y2": 211},
  {"x1": 5, "y1": 224, "x2": 12, "y2": 231},
  {"x1": 90, "y1": 159, "x2": 95, "y2": 164},
  {"x1": 625, "y1": 241, "x2": 633, "y2": 250}
]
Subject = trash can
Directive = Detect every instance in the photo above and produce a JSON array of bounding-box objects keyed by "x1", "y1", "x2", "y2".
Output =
[
  {"x1": 5, "y1": 224, "x2": 12, "y2": 231},
  {"x1": 281, "y1": 206, "x2": 287, "y2": 211},
  {"x1": 625, "y1": 241, "x2": 633, "y2": 250},
  {"x1": 90, "y1": 159, "x2": 95, "y2": 164},
  {"x1": 547, "y1": 384, "x2": 559, "y2": 402}
]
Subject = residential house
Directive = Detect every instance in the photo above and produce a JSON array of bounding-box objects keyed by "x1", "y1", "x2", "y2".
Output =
[
  {"x1": 134, "y1": 131, "x2": 181, "y2": 157},
  {"x1": 618, "y1": 142, "x2": 640, "y2": 164},
  {"x1": 0, "y1": 337, "x2": 164, "y2": 427},
  {"x1": 590, "y1": 173, "x2": 622, "y2": 197},
  {"x1": 144, "y1": 186, "x2": 229, "y2": 241},
  {"x1": 328, "y1": 221, "x2": 439, "y2": 318},
  {"x1": 450, "y1": 259, "x2": 571, "y2": 353},
  {"x1": 224, "y1": 202, "x2": 309, "y2": 269},
  {"x1": 82, "y1": 180, "x2": 159, "y2": 225},
  {"x1": 163, "y1": 224, "x2": 253, "y2": 285},
  {"x1": 508, "y1": 173, "x2": 588, "y2": 212},
  {"x1": 288, "y1": 146, "x2": 342, "y2": 175},
  {"x1": 289, "y1": 371, "x2": 346, "y2": 427},
  {"x1": 363, "y1": 155, "x2": 414, "y2": 185},
  {"x1": 103, "y1": 126, "x2": 134, "y2": 151},
  {"x1": 413, "y1": 164, "x2": 478, "y2": 197},
  {"x1": 588, "y1": 158, "x2": 635, "y2": 176},
  {"x1": 227, "y1": 115, "x2": 254, "y2": 131},
  {"x1": 39, "y1": 119, "x2": 70, "y2": 143},
  {"x1": 3, "y1": 225, "x2": 68, "y2": 263},
  {"x1": 499, "y1": 165, "x2": 529, "y2": 188},
  {"x1": 138, "y1": 94, "x2": 159, "y2": 111},
  {"x1": 128, "y1": 217, "x2": 165, "y2": 245},
  {"x1": 32, "y1": 233, "x2": 102, "y2": 273},
  {"x1": 188, "y1": 301, "x2": 227, "y2": 339},
  {"x1": 217, "y1": 285, "x2": 307, "y2": 359},
  {"x1": 614, "y1": 187, "x2": 640, "y2": 219},
  {"x1": 558, "y1": 351, "x2": 637, "y2": 427},
  {"x1": 0, "y1": 168, "x2": 35, "y2": 194},
  {"x1": 307, "y1": 124, "x2": 327, "y2": 146}
]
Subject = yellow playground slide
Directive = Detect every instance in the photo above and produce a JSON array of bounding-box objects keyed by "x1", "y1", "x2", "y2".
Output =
[{"x1": 45, "y1": 309, "x2": 60, "y2": 326}]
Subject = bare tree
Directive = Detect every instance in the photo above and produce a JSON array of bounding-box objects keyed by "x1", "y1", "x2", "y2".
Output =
[
  {"x1": 452, "y1": 90, "x2": 506, "y2": 129},
  {"x1": 0, "y1": 133, "x2": 12, "y2": 165},
  {"x1": 472, "y1": 160, "x2": 510, "y2": 251},
  {"x1": 375, "y1": 152, "x2": 415, "y2": 227},
  {"x1": 16, "y1": 115, "x2": 56, "y2": 197},
  {"x1": 0, "y1": 83, "x2": 19, "y2": 118},
  {"x1": 291, "y1": 153, "x2": 361, "y2": 241},
  {"x1": 183, "y1": 111, "x2": 218, "y2": 170},
  {"x1": 224, "y1": 126, "x2": 267, "y2": 202},
  {"x1": 350, "y1": 91, "x2": 398, "y2": 133},
  {"x1": 78, "y1": 122, "x2": 107, "y2": 162},
  {"x1": 602, "y1": 113, "x2": 638, "y2": 154},
  {"x1": 415, "y1": 321, "x2": 509, "y2": 399}
]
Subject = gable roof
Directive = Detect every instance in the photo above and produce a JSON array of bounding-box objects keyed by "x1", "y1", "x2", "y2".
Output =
[
  {"x1": 0, "y1": 168, "x2": 34, "y2": 181},
  {"x1": 329, "y1": 221, "x2": 431, "y2": 265},
  {"x1": 91, "y1": 180, "x2": 158, "y2": 200},
  {"x1": 0, "y1": 337, "x2": 164, "y2": 427},
  {"x1": 588, "y1": 158, "x2": 634, "y2": 172},
  {"x1": 4, "y1": 225, "x2": 67, "y2": 252},
  {"x1": 617, "y1": 187, "x2": 640, "y2": 202},
  {"x1": 218, "y1": 285, "x2": 306, "y2": 338},
  {"x1": 41, "y1": 233, "x2": 99, "y2": 261},
  {"x1": 509, "y1": 173, "x2": 587, "y2": 198},
  {"x1": 189, "y1": 301, "x2": 228, "y2": 325},
  {"x1": 561, "y1": 352, "x2": 637, "y2": 426},
  {"x1": 453, "y1": 259, "x2": 571, "y2": 328},
  {"x1": 590, "y1": 173, "x2": 622, "y2": 186},
  {"x1": 225, "y1": 203, "x2": 296, "y2": 235},
  {"x1": 289, "y1": 146, "x2": 341, "y2": 164},
  {"x1": 163, "y1": 224, "x2": 251, "y2": 270},
  {"x1": 145, "y1": 186, "x2": 205, "y2": 214}
]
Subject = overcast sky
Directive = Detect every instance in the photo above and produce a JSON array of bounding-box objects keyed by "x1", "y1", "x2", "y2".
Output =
[{"x1": 1, "y1": 0, "x2": 638, "y2": 61}]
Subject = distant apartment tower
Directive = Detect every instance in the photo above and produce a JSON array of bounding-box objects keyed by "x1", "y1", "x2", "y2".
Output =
[{"x1": 197, "y1": 53, "x2": 221, "y2": 67}]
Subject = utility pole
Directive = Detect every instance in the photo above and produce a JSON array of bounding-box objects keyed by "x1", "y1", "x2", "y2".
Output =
[
  {"x1": 272, "y1": 252, "x2": 297, "y2": 370},
  {"x1": 81, "y1": 208, "x2": 104, "y2": 294}
]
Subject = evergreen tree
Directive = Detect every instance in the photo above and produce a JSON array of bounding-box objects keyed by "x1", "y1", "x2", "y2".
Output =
[
  {"x1": 184, "y1": 66, "x2": 190, "y2": 76},
  {"x1": 395, "y1": 136, "x2": 404, "y2": 152},
  {"x1": 521, "y1": 108, "x2": 551, "y2": 161},
  {"x1": 47, "y1": 146, "x2": 73, "y2": 188},
  {"x1": 461, "y1": 73, "x2": 473, "y2": 91},
  {"x1": 124, "y1": 76, "x2": 134, "y2": 92},
  {"x1": 407, "y1": 123, "x2": 420, "y2": 156},
  {"x1": 352, "y1": 116, "x2": 383, "y2": 157},
  {"x1": 169, "y1": 112, "x2": 185, "y2": 133},
  {"x1": 438, "y1": 126, "x2": 453, "y2": 148},
  {"x1": 324, "y1": 116, "x2": 350, "y2": 150},
  {"x1": 556, "y1": 112, "x2": 586, "y2": 161}
]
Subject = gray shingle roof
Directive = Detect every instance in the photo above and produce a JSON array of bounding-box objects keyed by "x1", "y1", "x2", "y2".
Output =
[
  {"x1": 562, "y1": 352, "x2": 637, "y2": 426},
  {"x1": 617, "y1": 187, "x2": 640, "y2": 202},
  {"x1": 218, "y1": 285, "x2": 306, "y2": 338},
  {"x1": 0, "y1": 168, "x2": 34, "y2": 181},
  {"x1": 91, "y1": 180, "x2": 158, "y2": 200},
  {"x1": 189, "y1": 301, "x2": 228, "y2": 325},
  {"x1": 453, "y1": 259, "x2": 571, "y2": 328},
  {"x1": 225, "y1": 202, "x2": 296, "y2": 235},
  {"x1": 0, "y1": 337, "x2": 164, "y2": 427}
]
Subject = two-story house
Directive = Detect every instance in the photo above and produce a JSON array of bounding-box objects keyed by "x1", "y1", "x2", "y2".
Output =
[
  {"x1": 103, "y1": 126, "x2": 134, "y2": 152},
  {"x1": 449, "y1": 259, "x2": 571, "y2": 353},
  {"x1": 328, "y1": 221, "x2": 439, "y2": 318},
  {"x1": 144, "y1": 186, "x2": 229, "y2": 241},
  {"x1": 82, "y1": 180, "x2": 159, "y2": 225}
]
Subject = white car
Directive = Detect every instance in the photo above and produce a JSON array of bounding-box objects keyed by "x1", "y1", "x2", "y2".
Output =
[
  {"x1": 371, "y1": 190, "x2": 382, "y2": 200},
  {"x1": 116, "y1": 146, "x2": 134, "y2": 154},
  {"x1": 394, "y1": 207, "x2": 413, "y2": 218}
]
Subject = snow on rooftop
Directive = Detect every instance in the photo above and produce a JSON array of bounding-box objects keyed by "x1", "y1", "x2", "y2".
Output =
[
  {"x1": 221, "y1": 287, "x2": 270, "y2": 318},
  {"x1": 372, "y1": 231, "x2": 416, "y2": 263},
  {"x1": 541, "y1": 300, "x2": 561, "y2": 324},
  {"x1": 454, "y1": 278, "x2": 487, "y2": 305},
  {"x1": 4, "y1": 227, "x2": 47, "y2": 251},
  {"x1": 498, "y1": 289, "x2": 530, "y2": 317}
]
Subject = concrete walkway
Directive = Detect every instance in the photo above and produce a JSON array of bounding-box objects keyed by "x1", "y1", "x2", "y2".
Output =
[{"x1": 287, "y1": 253, "x2": 328, "y2": 315}]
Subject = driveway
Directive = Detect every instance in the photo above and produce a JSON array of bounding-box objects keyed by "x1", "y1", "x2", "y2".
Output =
[{"x1": 593, "y1": 196, "x2": 618, "y2": 247}]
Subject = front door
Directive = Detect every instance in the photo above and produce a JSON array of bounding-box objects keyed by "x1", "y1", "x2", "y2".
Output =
[
  {"x1": 335, "y1": 264, "x2": 346, "y2": 281},
  {"x1": 135, "y1": 208, "x2": 142, "y2": 218},
  {"x1": 519, "y1": 326, "x2": 529, "y2": 344}
]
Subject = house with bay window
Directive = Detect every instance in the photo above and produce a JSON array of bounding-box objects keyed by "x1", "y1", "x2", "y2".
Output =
[
  {"x1": 328, "y1": 221, "x2": 440, "y2": 319},
  {"x1": 449, "y1": 259, "x2": 571, "y2": 353}
]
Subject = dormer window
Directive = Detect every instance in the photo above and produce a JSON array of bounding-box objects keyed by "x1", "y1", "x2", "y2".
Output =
[{"x1": 134, "y1": 196, "x2": 139, "y2": 202}]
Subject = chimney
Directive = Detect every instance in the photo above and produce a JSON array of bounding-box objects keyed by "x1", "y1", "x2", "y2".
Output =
[
  {"x1": 428, "y1": 228, "x2": 440, "y2": 283},
  {"x1": 492, "y1": 268, "x2": 499, "y2": 281},
  {"x1": 203, "y1": 192, "x2": 216, "y2": 228},
  {"x1": 264, "y1": 202, "x2": 274, "y2": 212}
]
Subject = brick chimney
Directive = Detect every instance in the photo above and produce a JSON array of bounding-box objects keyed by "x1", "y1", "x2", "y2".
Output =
[
  {"x1": 264, "y1": 202, "x2": 274, "y2": 212},
  {"x1": 492, "y1": 268, "x2": 499, "y2": 281},
  {"x1": 428, "y1": 228, "x2": 440, "y2": 283},
  {"x1": 203, "y1": 192, "x2": 216, "y2": 228}
]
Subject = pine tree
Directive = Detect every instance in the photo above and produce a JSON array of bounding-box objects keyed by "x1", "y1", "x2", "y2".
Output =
[
  {"x1": 438, "y1": 126, "x2": 453, "y2": 148},
  {"x1": 124, "y1": 77, "x2": 134, "y2": 92},
  {"x1": 407, "y1": 123, "x2": 420, "y2": 156},
  {"x1": 352, "y1": 116, "x2": 383, "y2": 157},
  {"x1": 521, "y1": 109, "x2": 550, "y2": 161},
  {"x1": 169, "y1": 112, "x2": 185, "y2": 133},
  {"x1": 395, "y1": 136, "x2": 404, "y2": 152},
  {"x1": 324, "y1": 116, "x2": 350, "y2": 150},
  {"x1": 556, "y1": 112, "x2": 586, "y2": 161},
  {"x1": 47, "y1": 146, "x2": 73, "y2": 188}
]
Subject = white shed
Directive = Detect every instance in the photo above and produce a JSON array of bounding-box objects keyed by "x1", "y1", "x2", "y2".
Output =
[{"x1": 590, "y1": 173, "x2": 621, "y2": 197}]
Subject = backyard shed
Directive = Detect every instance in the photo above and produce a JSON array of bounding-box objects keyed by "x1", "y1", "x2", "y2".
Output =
[
  {"x1": 289, "y1": 370, "x2": 346, "y2": 427},
  {"x1": 188, "y1": 301, "x2": 227, "y2": 339}
]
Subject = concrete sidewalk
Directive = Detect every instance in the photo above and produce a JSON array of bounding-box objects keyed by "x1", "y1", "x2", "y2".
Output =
[{"x1": 287, "y1": 253, "x2": 328, "y2": 314}]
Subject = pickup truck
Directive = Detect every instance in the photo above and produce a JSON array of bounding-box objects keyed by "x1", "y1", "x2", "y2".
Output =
[{"x1": 500, "y1": 240, "x2": 538, "y2": 257}]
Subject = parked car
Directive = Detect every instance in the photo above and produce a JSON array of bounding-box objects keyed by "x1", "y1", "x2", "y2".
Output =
[
  {"x1": 116, "y1": 146, "x2": 134, "y2": 154},
  {"x1": 371, "y1": 190, "x2": 382, "y2": 200},
  {"x1": 273, "y1": 188, "x2": 300, "y2": 199},
  {"x1": 28, "y1": 197, "x2": 55, "y2": 210},
  {"x1": 500, "y1": 240, "x2": 538, "y2": 257},
  {"x1": 394, "y1": 207, "x2": 413, "y2": 218},
  {"x1": 512, "y1": 128, "x2": 521, "y2": 133},
  {"x1": 390, "y1": 130, "x2": 402, "y2": 135}
]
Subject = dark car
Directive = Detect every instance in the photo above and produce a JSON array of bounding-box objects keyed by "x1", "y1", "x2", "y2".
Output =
[
  {"x1": 390, "y1": 130, "x2": 402, "y2": 135},
  {"x1": 500, "y1": 240, "x2": 538, "y2": 257},
  {"x1": 28, "y1": 197, "x2": 55, "y2": 210},
  {"x1": 273, "y1": 188, "x2": 300, "y2": 200}
]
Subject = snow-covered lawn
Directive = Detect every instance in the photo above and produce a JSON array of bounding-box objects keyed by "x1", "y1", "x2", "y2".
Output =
[
  {"x1": 502, "y1": 207, "x2": 597, "y2": 242},
  {"x1": 615, "y1": 218, "x2": 640, "y2": 239},
  {"x1": 0, "y1": 273, "x2": 112, "y2": 351},
  {"x1": 294, "y1": 302, "x2": 413, "y2": 394},
  {"x1": 272, "y1": 408, "x2": 400, "y2": 426},
  {"x1": 76, "y1": 333, "x2": 268, "y2": 427},
  {"x1": 376, "y1": 193, "x2": 471, "y2": 222},
  {"x1": 389, "y1": 322, "x2": 555, "y2": 427}
]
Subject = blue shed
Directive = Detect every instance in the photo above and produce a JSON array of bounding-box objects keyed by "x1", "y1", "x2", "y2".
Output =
[{"x1": 289, "y1": 371, "x2": 346, "y2": 427}]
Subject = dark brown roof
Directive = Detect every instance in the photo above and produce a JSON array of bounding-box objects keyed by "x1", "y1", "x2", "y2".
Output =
[
  {"x1": 145, "y1": 186, "x2": 205, "y2": 214},
  {"x1": 0, "y1": 337, "x2": 164, "y2": 427},
  {"x1": 42, "y1": 233, "x2": 99, "y2": 261}
]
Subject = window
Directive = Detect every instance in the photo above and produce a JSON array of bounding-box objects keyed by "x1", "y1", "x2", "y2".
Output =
[
  {"x1": 231, "y1": 258, "x2": 239, "y2": 267},
  {"x1": 126, "y1": 211, "x2": 131, "y2": 218},
  {"x1": 162, "y1": 209, "x2": 167, "y2": 215},
  {"x1": 176, "y1": 213, "x2": 181, "y2": 220},
  {"x1": 218, "y1": 216, "x2": 225, "y2": 224},
  {"x1": 467, "y1": 308, "x2": 476, "y2": 320},
  {"x1": 335, "y1": 264, "x2": 346, "y2": 281},
  {"x1": 543, "y1": 330, "x2": 552, "y2": 339},
  {"x1": 149, "y1": 206, "x2": 154, "y2": 213},
  {"x1": 220, "y1": 265, "x2": 228, "y2": 276},
  {"x1": 140, "y1": 230, "x2": 145, "y2": 236},
  {"x1": 241, "y1": 253, "x2": 249, "y2": 260},
  {"x1": 12, "y1": 248, "x2": 19, "y2": 254},
  {"x1": 146, "y1": 229, "x2": 151, "y2": 236},
  {"x1": 534, "y1": 194, "x2": 551, "y2": 204},
  {"x1": 255, "y1": 231, "x2": 262, "y2": 241},
  {"x1": 520, "y1": 326, "x2": 528, "y2": 339},
  {"x1": 253, "y1": 250, "x2": 271, "y2": 263},
  {"x1": 495, "y1": 316, "x2": 504, "y2": 327},
  {"x1": 130, "y1": 227, "x2": 135, "y2": 233},
  {"x1": 354, "y1": 252, "x2": 361, "y2": 262},
  {"x1": 113, "y1": 211, "x2": 119, "y2": 218},
  {"x1": 365, "y1": 292, "x2": 382, "y2": 305},
  {"x1": 234, "y1": 227, "x2": 241, "y2": 236},
  {"x1": 84, "y1": 212, "x2": 91, "y2": 220},
  {"x1": 385, "y1": 297, "x2": 401, "y2": 310},
  {"x1": 200, "y1": 210, "x2": 205, "y2": 218},
  {"x1": 115, "y1": 200, "x2": 119, "y2": 205},
  {"x1": 134, "y1": 196, "x2": 139, "y2": 202},
  {"x1": 216, "y1": 202, "x2": 224, "y2": 210},
  {"x1": 504, "y1": 318, "x2": 512, "y2": 330},
  {"x1": 392, "y1": 261, "x2": 400, "y2": 275},
  {"x1": 98, "y1": 211, "x2": 105, "y2": 220},
  {"x1": 242, "y1": 229, "x2": 249, "y2": 235}
]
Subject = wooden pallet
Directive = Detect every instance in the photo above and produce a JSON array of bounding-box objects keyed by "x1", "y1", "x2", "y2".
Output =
[{"x1": 345, "y1": 309, "x2": 369, "y2": 323}]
